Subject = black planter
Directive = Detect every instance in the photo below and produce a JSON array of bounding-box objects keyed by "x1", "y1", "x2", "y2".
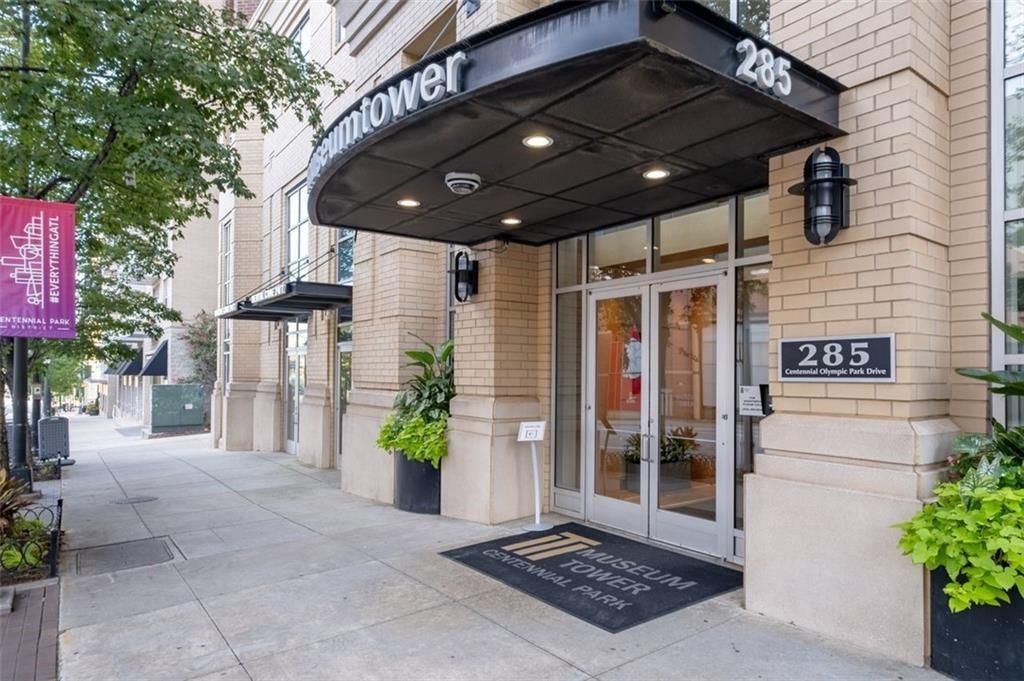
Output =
[
  {"x1": 931, "y1": 568, "x2": 1024, "y2": 680},
  {"x1": 393, "y1": 451, "x2": 440, "y2": 514}
]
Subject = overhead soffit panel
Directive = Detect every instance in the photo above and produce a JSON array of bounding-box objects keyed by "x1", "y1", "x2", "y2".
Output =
[{"x1": 308, "y1": 0, "x2": 846, "y2": 247}]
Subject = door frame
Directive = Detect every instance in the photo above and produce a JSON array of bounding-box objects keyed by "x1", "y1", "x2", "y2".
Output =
[
  {"x1": 582, "y1": 269, "x2": 736, "y2": 559},
  {"x1": 283, "y1": 321, "x2": 307, "y2": 456},
  {"x1": 647, "y1": 272, "x2": 736, "y2": 559},
  {"x1": 584, "y1": 282, "x2": 652, "y2": 538}
]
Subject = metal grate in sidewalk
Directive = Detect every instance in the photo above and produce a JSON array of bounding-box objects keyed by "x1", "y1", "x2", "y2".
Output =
[{"x1": 0, "y1": 584, "x2": 59, "y2": 681}]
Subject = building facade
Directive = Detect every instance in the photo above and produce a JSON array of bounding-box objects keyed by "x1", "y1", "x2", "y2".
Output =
[
  {"x1": 106, "y1": 210, "x2": 220, "y2": 426},
  {"x1": 213, "y1": 0, "x2": 1002, "y2": 666}
]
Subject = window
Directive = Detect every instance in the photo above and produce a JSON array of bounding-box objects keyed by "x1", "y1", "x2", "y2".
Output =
[
  {"x1": 587, "y1": 221, "x2": 647, "y2": 282},
  {"x1": 221, "y1": 321, "x2": 231, "y2": 384},
  {"x1": 654, "y1": 200, "x2": 730, "y2": 271},
  {"x1": 290, "y1": 12, "x2": 309, "y2": 57},
  {"x1": 286, "y1": 184, "x2": 310, "y2": 280},
  {"x1": 401, "y1": 3, "x2": 457, "y2": 66},
  {"x1": 337, "y1": 229, "x2": 355, "y2": 285},
  {"x1": 220, "y1": 218, "x2": 233, "y2": 306},
  {"x1": 995, "y1": 3, "x2": 1024, "y2": 422},
  {"x1": 698, "y1": 0, "x2": 770, "y2": 39}
]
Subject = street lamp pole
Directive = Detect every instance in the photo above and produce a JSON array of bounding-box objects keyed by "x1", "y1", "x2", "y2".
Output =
[{"x1": 10, "y1": 337, "x2": 31, "y2": 488}]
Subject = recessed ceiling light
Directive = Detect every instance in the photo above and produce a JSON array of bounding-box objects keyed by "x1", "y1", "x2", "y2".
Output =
[
  {"x1": 501, "y1": 217, "x2": 522, "y2": 226},
  {"x1": 751, "y1": 268, "x2": 770, "y2": 276},
  {"x1": 701, "y1": 257, "x2": 716, "y2": 264},
  {"x1": 396, "y1": 198, "x2": 420, "y2": 208},
  {"x1": 522, "y1": 135, "x2": 553, "y2": 149},
  {"x1": 643, "y1": 168, "x2": 671, "y2": 180}
]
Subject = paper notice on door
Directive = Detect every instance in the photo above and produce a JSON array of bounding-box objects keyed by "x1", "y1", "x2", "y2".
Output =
[{"x1": 738, "y1": 386, "x2": 763, "y2": 417}]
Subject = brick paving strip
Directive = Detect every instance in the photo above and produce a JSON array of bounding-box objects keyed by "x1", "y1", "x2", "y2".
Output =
[{"x1": 0, "y1": 584, "x2": 59, "y2": 681}]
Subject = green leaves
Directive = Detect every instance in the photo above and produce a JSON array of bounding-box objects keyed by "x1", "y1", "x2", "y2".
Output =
[
  {"x1": 0, "y1": 0, "x2": 342, "y2": 362},
  {"x1": 898, "y1": 484, "x2": 1024, "y2": 612},
  {"x1": 378, "y1": 336, "x2": 456, "y2": 466}
]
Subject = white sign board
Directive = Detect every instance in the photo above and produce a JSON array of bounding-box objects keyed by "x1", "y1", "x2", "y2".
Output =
[
  {"x1": 738, "y1": 386, "x2": 763, "y2": 417},
  {"x1": 517, "y1": 421, "x2": 546, "y2": 442}
]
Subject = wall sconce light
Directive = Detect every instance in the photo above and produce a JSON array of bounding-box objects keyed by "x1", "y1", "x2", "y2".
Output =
[
  {"x1": 451, "y1": 251, "x2": 479, "y2": 303},
  {"x1": 787, "y1": 147, "x2": 857, "y2": 246}
]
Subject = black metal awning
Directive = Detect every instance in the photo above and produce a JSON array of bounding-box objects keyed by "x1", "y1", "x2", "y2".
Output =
[
  {"x1": 215, "y1": 281, "x2": 353, "y2": 322},
  {"x1": 117, "y1": 349, "x2": 143, "y2": 376},
  {"x1": 140, "y1": 340, "x2": 168, "y2": 377},
  {"x1": 308, "y1": 0, "x2": 845, "y2": 246}
]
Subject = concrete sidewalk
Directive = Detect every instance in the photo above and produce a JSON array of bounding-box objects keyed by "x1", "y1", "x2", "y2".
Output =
[{"x1": 56, "y1": 415, "x2": 941, "y2": 681}]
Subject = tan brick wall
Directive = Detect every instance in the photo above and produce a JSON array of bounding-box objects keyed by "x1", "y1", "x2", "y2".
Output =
[
  {"x1": 948, "y1": 0, "x2": 990, "y2": 432},
  {"x1": 769, "y1": 0, "x2": 988, "y2": 426}
]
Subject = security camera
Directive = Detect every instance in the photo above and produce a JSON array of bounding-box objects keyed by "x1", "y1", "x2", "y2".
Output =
[{"x1": 445, "y1": 172, "x2": 482, "y2": 195}]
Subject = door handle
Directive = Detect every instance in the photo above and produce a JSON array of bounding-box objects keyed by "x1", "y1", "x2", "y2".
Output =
[{"x1": 640, "y1": 432, "x2": 654, "y2": 463}]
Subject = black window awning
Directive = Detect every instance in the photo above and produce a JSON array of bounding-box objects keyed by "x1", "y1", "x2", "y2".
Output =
[
  {"x1": 140, "y1": 340, "x2": 168, "y2": 377},
  {"x1": 307, "y1": 0, "x2": 846, "y2": 247},
  {"x1": 215, "y1": 281, "x2": 353, "y2": 322},
  {"x1": 117, "y1": 349, "x2": 143, "y2": 376}
]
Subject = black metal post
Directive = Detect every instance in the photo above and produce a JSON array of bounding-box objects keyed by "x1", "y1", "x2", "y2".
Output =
[
  {"x1": 31, "y1": 371, "x2": 41, "y2": 450},
  {"x1": 10, "y1": 336, "x2": 31, "y2": 487}
]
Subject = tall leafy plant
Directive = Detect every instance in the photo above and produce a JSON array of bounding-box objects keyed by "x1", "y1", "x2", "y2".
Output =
[
  {"x1": 899, "y1": 313, "x2": 1024, "y2": 611},
  {"x1": 376, "y1": 336, "x2": 455, "y2": 468}
]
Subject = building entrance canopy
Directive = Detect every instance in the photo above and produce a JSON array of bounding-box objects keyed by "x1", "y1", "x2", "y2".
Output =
[
  {"x1": 215, "y1": 281, "x2": 352, "y2": 322},
  {"x1": 307, "y1": 0, "x2": 846, "y2": 246}
]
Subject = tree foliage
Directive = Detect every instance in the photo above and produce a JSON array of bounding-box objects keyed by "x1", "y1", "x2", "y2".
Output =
[
  {"x1": 181, "y1": 310, "x2": 216, "y2": 394},
  {"x1": 45, "y1": 353, "x2": 84, "y2": 398},
  {"x1": 0, "y1": 0, "x2": 341, "y2": 363}
]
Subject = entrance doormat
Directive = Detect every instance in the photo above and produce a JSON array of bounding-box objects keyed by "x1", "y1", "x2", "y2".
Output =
[{"x1": 441, "y1": 522, "x2": 742, "y2": 632}]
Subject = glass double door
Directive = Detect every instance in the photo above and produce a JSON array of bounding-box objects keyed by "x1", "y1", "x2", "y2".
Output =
[{"x1": 585, "y1": 275, "x2": 733, "y2": 557}]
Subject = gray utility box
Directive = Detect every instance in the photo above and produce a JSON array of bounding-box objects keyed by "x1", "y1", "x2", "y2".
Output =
[
  {"x1": 151, "y1": 384, "x2": 206, "y2": 433},
  {"x1": 37, "y1": 416, "x2": 70, "y2": 460}
]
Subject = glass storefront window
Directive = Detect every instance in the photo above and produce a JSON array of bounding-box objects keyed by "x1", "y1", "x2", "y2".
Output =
[
  {"x1": 557, "y1": 237, "x2": 584, "y2": 287},
  {"x1": 738, "y1": 0, "x2": 771, "y2": 39},
  {"x1": 1008, "y1": 1, "x2": 1024, "y2": 67},
  {"x1": 1007, "y1": 220, "x2": 1024, "y2": 353},
  {"x1": 286, "y1": 185, "x2": 310, "y2": 280},
  {"x1": 653, "y1": 200, "x2": 729, "y2": 271},
  {"x1": 734, "y1": 265, "x2": 770, "y2": 531},
  {"x1": 554, "y1": 292, "x2": 582, "y2": 491},
  {"x1": 588, "y1": 221, "x2": 647, "y2": 282},
  {"x1": 337, "y1": 229, "x2": 354, "y2": 284},
  {"x1": 1006, "y1": 76, "x2": 1024, "y2": 211},
  {"x1": 697, "y1": 0, "x2": 769, "y2": 39},
  {"x1": 739, "y1": 191, "x2": 769, "y2": 257}
]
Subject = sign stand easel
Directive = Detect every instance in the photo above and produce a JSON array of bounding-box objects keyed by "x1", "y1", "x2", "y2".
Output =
[{"x1": 518, "y1": 421, "x2": 552, "y2": 532}]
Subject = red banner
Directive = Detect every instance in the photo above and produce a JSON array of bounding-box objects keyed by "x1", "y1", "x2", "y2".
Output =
[{"x1": 0, "y1": 197, "x2": 76, "y2": 339}]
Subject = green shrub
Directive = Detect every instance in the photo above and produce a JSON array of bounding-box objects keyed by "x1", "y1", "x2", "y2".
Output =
[
  {"x1": 899, "y1": 312, "x2": 1024, "y2": 612},
  {"x1": 898, "y1": 483, "x2": 1024, "y2": 612},
  {"x1": 376, "y1": 336, "x2": 454, "y2": 469},
  {"x1": 0, "y1": 517, "x2": 49, "y2": 570}
]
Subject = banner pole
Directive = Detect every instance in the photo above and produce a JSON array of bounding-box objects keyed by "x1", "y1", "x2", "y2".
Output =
[{"x1": 10, "y1": 336, "x2": 31, "y2": 488}]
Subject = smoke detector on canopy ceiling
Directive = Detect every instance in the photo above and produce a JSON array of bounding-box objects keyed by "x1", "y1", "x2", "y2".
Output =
[{"x1": 445, "y1": 172, "x2": 482, "y2": 195}]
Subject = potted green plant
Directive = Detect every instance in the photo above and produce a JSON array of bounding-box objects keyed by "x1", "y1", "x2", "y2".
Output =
[
  {"x1": 897, "y1": 314, "x2": 1024, "y2": 680},
  {"x1": 375, "y1": 336, "x2": 454, "y2": 514}
]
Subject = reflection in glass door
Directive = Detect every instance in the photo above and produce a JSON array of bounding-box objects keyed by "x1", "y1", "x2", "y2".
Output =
[
  {"x1": 284, "y1": 321, "x2": 307, "y2": 455},
  {"x1": 650, "y1": 279, "x2": 731, "y2": 556},
  {"x1": 585, "y1": 276, "x2": 732, "y2": 557},
  {"x1": 587, "y1": 287, "x2": 649, "y2": 536}
]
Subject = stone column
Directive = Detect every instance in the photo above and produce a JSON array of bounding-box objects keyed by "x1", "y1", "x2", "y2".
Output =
[
  {"x1": 341, "y1": 233, "x2": 447, "y2": 500},
  {"x1": 218, "y1": 121, "x2": 264, "y2": 451},
  {"x1": 745, "y1": 0, "x2": 986, "y2": 666},
  {"x1": 443, "y1": 243, "x2": 552, "y2": 524}
]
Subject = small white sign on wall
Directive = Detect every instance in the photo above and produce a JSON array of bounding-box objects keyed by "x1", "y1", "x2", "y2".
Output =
[
  {"x1": 738, "y1": 386, "x2": 763, "y2": 417},
  {"x1": 517, "y1": 421, "x2": 546, "y2": 442}
]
